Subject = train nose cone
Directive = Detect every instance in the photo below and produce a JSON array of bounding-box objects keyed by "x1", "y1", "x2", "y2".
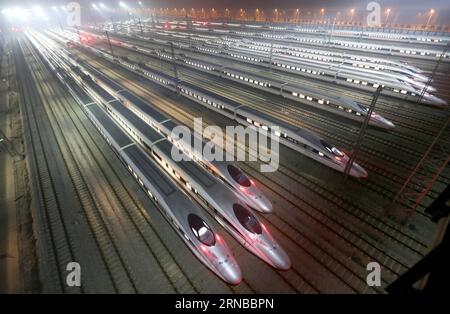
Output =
[
  {"x1": 267, "y1": 246, "x2": 291, "y2": 270},
  {"x1": 350, "y1": 163, "x2": 368, "y2": 179},
  {"x1": 218, "y1": 261, "x2": 242, "y2": 285},
  {"x1": 384, "y1": 119, "x2": 395, "y2": 129},
  {"x1": 257, "y1": 194, "x2": 273, "y2": 214}
]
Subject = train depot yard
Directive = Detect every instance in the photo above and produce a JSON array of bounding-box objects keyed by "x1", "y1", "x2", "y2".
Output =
[{"x1": 0, "y1": 1, "x2": 449, "y2": 297}]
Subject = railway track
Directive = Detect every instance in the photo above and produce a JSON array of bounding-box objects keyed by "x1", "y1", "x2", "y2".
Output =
[
  {"x1": 15, "y1": 38, "x2": 89, "y2": 293},
  {"x1": 19, "y1": 36, "x2": 238, "y2": 293}
]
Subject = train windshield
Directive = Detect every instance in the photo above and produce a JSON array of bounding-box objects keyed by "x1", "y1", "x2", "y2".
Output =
[
  {"x1": 233, "y1": 204, "x2": 262, "y2": 235},
  {"x1": 227, "y1": 165, "x2": 251, "y2": 187},
  {"x1": 188, "y1": 214, "x2": 216, "y2": 246},
  {"x1": 357, "y1": 104, "x2": 369, "y2": 113},
  {"x1": 320, "y1": 140, "x2": 345, "y2": 157}
]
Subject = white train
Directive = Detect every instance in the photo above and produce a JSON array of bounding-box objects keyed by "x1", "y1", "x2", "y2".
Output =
[{"x1": 33, "y1": 37, "x2": 243, "y2": 284}]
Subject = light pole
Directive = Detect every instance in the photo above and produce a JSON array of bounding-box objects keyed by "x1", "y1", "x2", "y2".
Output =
[
  {"x1": 320, "y1": 8, "x2": 324, "y2": 22},
  {"x1": 350, "y1": 8, "x2": 355, "y2": 24},
  {"x1": 385, "y1": 8, "x2": 391, "y2": 25},
  {"x1": 426, "y1": 9, "x2": 435, "y2": 28}
]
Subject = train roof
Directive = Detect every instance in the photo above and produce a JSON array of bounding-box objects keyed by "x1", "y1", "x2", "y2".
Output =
[
  {"x1": 66, "y1": 78, "x2": 94, "y2": 104},
  {"x1": 140, "y1": 63, "x2": 174, "y2": 81},
  {"x1": 108, "y1": 100, "x2": 165, "y2": 143},
  {"x1": 80, "y1": 60, "x2": 124, "y2": 92},
  {"x1": 155, "y1": 140, "x2": 217, "y2": 189},
  {"x1": 161, "y1": 119, "x2": 178, "y2": 132},
  {"x1": 124, "y1": 144, "x2": 176, "y2": 197},
  {"x1": 86, "y1": 79, "x2": 117, "y2": 103},
  {"x1": 87, "y1": 101, "x2": 134, "y2": 148},
  {"x1": 181, "y1": 55, "x2": 218, "y2": 68},
  {"x1": 117, "y1": 90, "x2": 169, "y2": 123},
  {"x1": 222, "y1": 67, "x2": 286, "y2": 86},
  {"x1": 180, "y1": 81, "x2": 242, "y2": 110},
  {"x1": 228, "y1": 47, "x2": 267, "y2": 59},
  {"x1": 237, "y1": 105, "x2": 322, "y2": 144}
]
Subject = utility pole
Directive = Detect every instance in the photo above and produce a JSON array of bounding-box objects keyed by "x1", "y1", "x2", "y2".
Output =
[
  {"x1": 170, "y1": 42, "x2": 179, "y2": 95},
  {"x1": 105, "y1": 31, "x2": 115, "y2": 58},
  {"x1": 75, "y1": 25, "x2": 82, "y2": 44},
  {"x1": 329, "y1": 16, "x2": 337, "y2": 44},
  {"x1": 110, "y1": 16, "x2": 116, "y2": 33},
  {"x1": 138, "y1": 17, "x2": 144, "y2": 34},
  {"x1": 186, "y1": 14, "x2": 192, "y2": 48},
  {"x1": 344, "y1": 86, "x2": 382, "y2": 179},
  {"x1": 152, "y1": 14, "x2": 156, "y2": 29},
  {"x1": 268, "y1": 26, "x2": 275, "y2": 72}
]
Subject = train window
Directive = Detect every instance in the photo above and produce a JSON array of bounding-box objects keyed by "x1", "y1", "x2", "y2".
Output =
[
  {"x1": 188, "y1": 214, "x2": 216, "y2": 246},
  {"x1": 227, "y1": 165, "x2": 251, "y2": 187},
  {"x1": 232, "y1": 204, "x2": 262, "y2": 235}
]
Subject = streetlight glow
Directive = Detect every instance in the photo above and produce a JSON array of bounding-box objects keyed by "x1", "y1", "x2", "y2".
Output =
[
  {"x1": 386, "y1": 8, "x2": 391, "y2": 24},
  {"x1": 426, "y1": 8, "x2": 435, "y2": 27}
]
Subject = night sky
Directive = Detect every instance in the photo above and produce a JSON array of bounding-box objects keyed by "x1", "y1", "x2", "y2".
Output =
[
  {"x1": 0, "y1": 0, "x2": 448, "y2": 10},
  {"x1": 0, "y1": 0, "x2": 449, "y2": 24}
]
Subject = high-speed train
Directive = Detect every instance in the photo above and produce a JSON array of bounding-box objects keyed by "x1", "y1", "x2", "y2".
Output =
[
  {"x1": 75, "y1": 37, "x2": 370, "y2": 178},
  {"x1": 139, "y1": 21, "x2": 450, "y2": 61},
  {"x1": 176, "y1": 54, "x2": 395, "y2": 129},
  {"x1": 205, "y1": 45, "x2": 446, "y2": 106},
  {"x1": 81, "y1": 27, "x2": 445, "y2": 107},
  {"x1": 33, "y1": 37, "x2": 243, "y2": 284},
  {"x1": 84, "y1": 80, "x2": 290, "y2": 269},
  {"x1": 64, "y1": 29, "x2": 395, "y2": 128},
  {"x1": 233, "y1": 40, "x2": 430, "y2": 82},
  {"x1": 168, "y1": 20, "x2": 449, "y2": 46},
  {"x1": 52, "y1": 30, "x2": 369, "y2": 178},
  {"x1": 36, "y1": 31, "x2": 290, "y2": 269},
  {"x1": 184, "y1": 25, "x2": 450, "y2": 61},
  {"x1": 42, "y1": 31, "x2": 274, "y2": 213}
]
